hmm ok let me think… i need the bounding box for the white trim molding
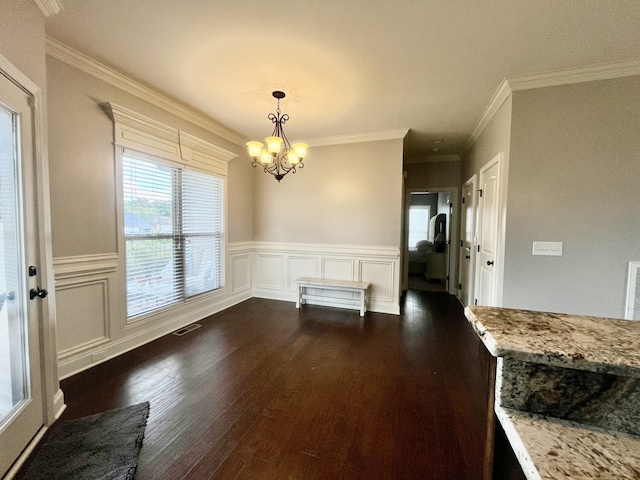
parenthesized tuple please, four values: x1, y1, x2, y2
(102, 102, 237, 175)
(625, 262, 640, 321)
(507, 59, 640, 92)
(55, 245, 254, 379)
(464, 79, 513, 154)
(45, 37, 246, 147)
(34, 0, 63, 17)
(465, 59, 640, 154)
(305, 129, 409, 147)
(252, 242, 401, 315)
(53, 242, 401, 379)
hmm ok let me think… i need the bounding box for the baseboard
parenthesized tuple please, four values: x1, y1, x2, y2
(53, 388, 66, 420)
(4, 426, 49, 479)
(58, 289, 252, 379)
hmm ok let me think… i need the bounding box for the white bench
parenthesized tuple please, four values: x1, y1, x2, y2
(295, 277, 370, 317)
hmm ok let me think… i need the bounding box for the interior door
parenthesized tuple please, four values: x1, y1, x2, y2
(458, 178, 475, 306)
(475, 157, 500, 307)
(0, 71, 45, 478)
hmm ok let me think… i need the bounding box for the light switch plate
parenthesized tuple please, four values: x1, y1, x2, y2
(532, 241, 563, 256)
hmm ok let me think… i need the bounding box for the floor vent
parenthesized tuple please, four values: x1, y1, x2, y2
(172, 323, 202, 336)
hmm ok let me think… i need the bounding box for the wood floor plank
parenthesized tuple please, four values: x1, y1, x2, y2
(18, 291, 489, 479)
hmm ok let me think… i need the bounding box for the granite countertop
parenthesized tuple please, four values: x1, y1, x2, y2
(465, 306, 640, 378)
(496, 408, 640, 480)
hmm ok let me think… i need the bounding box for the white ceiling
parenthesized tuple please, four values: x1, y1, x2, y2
(44, 1, 640, 158)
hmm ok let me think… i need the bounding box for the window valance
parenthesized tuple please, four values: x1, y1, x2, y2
(101, 102, 237, 176)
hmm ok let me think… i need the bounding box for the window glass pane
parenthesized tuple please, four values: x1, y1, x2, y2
(126, 238, 178, 317)
(408, 206, 430, 248)
(122, 154, 225, 318)
(123, 155, 180, 318)
(182, 170, 224, 297)
(123, 157, 173, 236)
(185, 235, 222, 297)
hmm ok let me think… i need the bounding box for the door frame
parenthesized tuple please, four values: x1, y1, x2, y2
(402, 186, 460, 295)
(0, 53, 64, 478)
(457, 175, 477, 307)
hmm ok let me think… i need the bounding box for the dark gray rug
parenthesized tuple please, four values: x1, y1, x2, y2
(21, 402, 150, 480)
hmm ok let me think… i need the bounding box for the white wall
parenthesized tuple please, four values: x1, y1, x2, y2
(503, 76, 640, 318)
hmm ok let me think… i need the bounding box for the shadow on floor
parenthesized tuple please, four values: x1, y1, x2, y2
(408, 274, 446, 292)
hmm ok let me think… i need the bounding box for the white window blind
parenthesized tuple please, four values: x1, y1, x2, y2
(123, 153, 224, 318)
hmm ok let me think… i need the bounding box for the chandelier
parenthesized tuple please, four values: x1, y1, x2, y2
(247, 91, 308, 182)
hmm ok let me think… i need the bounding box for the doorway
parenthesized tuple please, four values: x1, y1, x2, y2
(403, 188, 459, 294)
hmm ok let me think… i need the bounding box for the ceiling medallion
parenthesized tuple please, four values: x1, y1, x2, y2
(246, 91, 308, 182)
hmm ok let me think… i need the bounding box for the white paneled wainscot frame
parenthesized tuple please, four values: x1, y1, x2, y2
(252, 242, 401, 315)
(54, 242, 400, 378)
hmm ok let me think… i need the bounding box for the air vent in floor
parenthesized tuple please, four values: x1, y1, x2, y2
(172, 323, 202, 336)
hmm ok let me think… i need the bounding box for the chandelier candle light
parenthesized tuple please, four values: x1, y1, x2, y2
(247, 91, 308, 182)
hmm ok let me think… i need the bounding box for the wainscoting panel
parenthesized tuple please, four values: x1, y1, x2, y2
(359, 260, 395, 303)
(288, 256, 318, 291)
(55, 280, 110, 357)
(53, 254, 117, 360)
(54, 242, 399, 379)
(231, 254, 251, 294)
(256, 254, 285, 290)
(322, 258, 355, 281)
(253, 242, 400, 314)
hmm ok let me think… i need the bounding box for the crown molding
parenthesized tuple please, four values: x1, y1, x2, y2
(34, 0, 63, 17)
(45, 36, 246, 147)
(463, 79, 512, 154)
(464, 59, 640, 155)
(305, 129, 409, 147)
(507, 59, 640, 92)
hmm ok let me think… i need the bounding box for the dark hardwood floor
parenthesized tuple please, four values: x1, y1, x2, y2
(23, 291, 491, 479)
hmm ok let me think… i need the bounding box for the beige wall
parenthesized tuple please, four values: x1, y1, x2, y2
(46, 56, 252, 258)
(504, 76, 640, 318)
(253, 139, 404, 247)
(0, 1, 46, 88)
(46, 55, 256, 376)
(404, 160, 461, 190)
(462, 96, 512, 183)
(461, 96, 512, 306)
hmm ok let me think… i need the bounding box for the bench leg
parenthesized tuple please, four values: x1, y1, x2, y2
(296, 285, 302, 309)
(360, 290, 366, 317)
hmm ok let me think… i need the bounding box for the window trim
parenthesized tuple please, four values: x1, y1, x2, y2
(104, 103, 237, 324)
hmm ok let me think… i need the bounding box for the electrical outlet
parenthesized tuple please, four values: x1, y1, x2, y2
(532, 241, 563, 256)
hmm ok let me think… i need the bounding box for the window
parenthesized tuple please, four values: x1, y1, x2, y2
(408, 206, 431, 248)
(123, 153, 224, 318)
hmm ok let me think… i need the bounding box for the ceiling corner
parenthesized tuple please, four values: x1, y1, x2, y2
(35, 0, 63, 17)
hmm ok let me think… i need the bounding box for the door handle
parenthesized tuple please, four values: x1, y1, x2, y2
(487, 260, 494, 266)
(29, 287, 48, 300)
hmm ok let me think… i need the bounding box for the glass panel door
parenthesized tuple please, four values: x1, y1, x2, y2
(0, 72, 43, 478)
(0, 101, 27, 424)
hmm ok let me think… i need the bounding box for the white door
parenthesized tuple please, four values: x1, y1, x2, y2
(458, 178, 476, 306)
(475, 157, 500, 306)
(0, 71, 45, 478)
